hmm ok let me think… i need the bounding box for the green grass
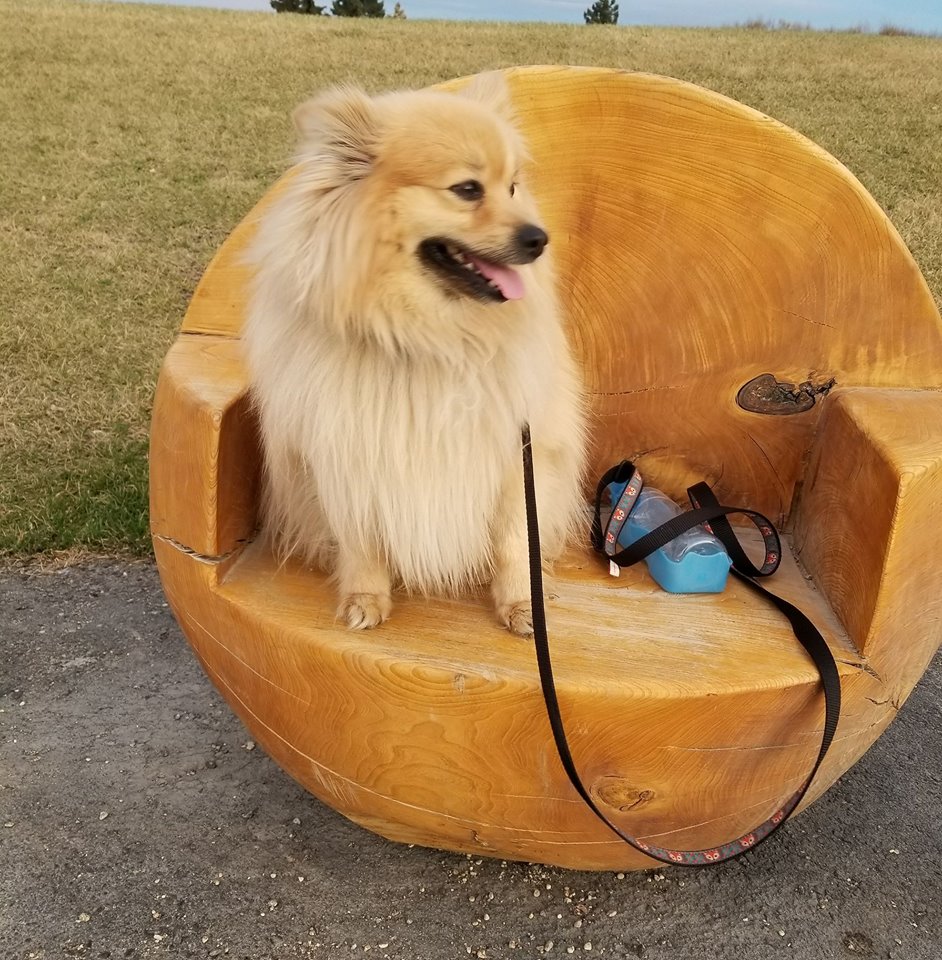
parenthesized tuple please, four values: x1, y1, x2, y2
(1, 0, 941, 558)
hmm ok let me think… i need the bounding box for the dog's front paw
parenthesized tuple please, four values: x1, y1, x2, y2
(339, 593, 391, 630)
(497, 600, 534, 638)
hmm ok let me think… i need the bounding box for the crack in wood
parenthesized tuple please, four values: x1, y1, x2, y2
(782, 310, 836, 329)
(668, 741, 804, 752)
(154, 533, 254, 564)
(592, 385, 680, 397)
(866, 696, 901, 710)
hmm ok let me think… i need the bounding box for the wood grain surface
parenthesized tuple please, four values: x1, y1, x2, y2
(152, 66, 942, 869)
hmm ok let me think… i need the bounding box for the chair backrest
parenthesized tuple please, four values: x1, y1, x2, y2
(492, 66, 942, 523)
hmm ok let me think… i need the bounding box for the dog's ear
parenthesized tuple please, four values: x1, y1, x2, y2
(456, 71, 516, 123)
(293, 86, 379, 180)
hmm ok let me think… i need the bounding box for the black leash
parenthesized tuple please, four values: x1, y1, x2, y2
(522, 425, 841, 866)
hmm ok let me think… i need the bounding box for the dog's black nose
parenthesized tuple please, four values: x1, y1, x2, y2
(515, 224, 549, 261)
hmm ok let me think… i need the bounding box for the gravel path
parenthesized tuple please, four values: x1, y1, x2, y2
(1, 562, 940, 959)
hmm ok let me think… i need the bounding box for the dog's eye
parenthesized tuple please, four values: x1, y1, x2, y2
(510, 183, 516, 198)
(449, 180, 484, 201)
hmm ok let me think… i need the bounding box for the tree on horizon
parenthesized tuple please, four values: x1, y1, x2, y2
(584, 0, 618, 24)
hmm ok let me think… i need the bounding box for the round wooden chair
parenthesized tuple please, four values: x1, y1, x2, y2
(150, 66, 942, 871)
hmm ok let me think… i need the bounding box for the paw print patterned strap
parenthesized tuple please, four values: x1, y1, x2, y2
(590, 459, 643, 556)
(524, 426, 841, 867)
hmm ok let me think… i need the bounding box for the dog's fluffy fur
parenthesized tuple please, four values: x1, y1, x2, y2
(243, 73, 587, 635)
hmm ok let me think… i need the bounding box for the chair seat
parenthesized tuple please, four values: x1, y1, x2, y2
(217, 531, 859, 699)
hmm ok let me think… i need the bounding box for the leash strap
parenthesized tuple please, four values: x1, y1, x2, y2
(523, 426, 841, 866)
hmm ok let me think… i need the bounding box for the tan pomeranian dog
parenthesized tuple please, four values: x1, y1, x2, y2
(243, 73, 587, 636)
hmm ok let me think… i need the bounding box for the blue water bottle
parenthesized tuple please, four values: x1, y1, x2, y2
(609, 482, 731, 594)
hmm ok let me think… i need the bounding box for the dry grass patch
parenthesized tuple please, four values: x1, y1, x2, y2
(1, 0, 940, 556)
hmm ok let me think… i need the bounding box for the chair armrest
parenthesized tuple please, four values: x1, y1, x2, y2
(792, 387, 942, 688)
(149, 335, 259, 560)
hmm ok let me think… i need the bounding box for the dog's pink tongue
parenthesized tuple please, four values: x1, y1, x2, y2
(468, 256, 525, 301)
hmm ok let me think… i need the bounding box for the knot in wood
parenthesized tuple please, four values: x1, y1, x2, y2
(593, 777, 655, 813)
(737, 373, 836, 415)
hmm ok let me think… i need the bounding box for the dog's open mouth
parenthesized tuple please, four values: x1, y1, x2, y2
(419, 239, 525, 303)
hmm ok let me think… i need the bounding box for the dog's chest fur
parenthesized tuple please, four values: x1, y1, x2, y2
(295, 334, 547, 592)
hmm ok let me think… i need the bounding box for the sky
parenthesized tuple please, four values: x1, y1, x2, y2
(118, 0, 942, 31)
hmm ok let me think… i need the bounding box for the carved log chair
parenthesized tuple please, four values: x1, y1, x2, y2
(150, 67, 942, 871)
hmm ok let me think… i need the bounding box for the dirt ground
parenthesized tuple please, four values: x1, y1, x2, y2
(1, 561, 940, 959)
